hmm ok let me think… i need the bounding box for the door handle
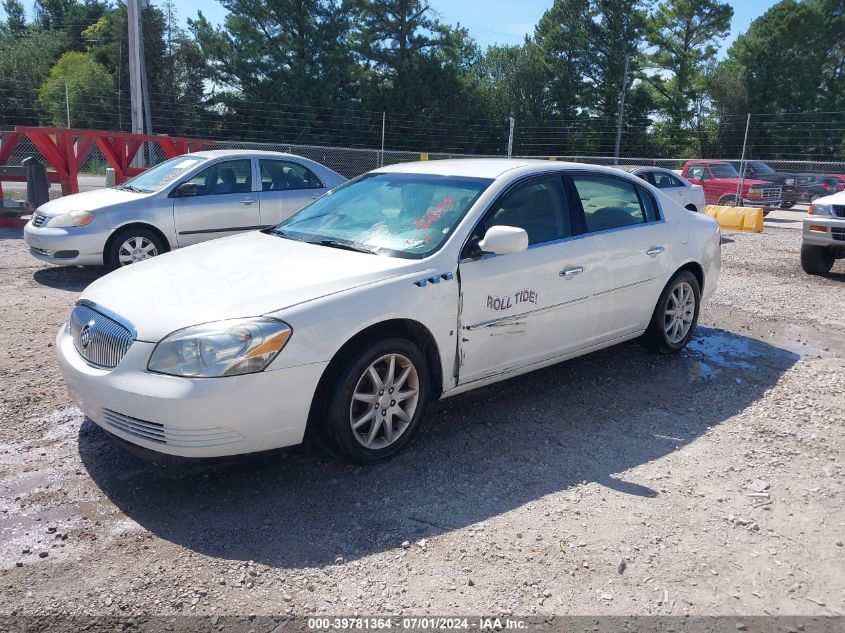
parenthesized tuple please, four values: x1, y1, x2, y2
(559, 265, 584, 278)
(239, 197, 258, 205)
(646, 246, 665, 257)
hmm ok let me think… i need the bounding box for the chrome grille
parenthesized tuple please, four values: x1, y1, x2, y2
(832, 227, 845, 242)
(761, 187, 781, 199)
(31, 210, 47, 227)
(103, 409, 166, 443)
(69, 302, 134, 368)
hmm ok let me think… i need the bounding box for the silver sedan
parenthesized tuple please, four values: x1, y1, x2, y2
(23, 150, 347, 268)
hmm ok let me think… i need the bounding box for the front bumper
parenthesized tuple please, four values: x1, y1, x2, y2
(56, 326, 327, 458)
(742, 198, 781, 210)
(24, 221, 109, 266)
(803, 217, 845, 248)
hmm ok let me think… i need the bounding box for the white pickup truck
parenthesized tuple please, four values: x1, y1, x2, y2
(802, 190, 845, 275)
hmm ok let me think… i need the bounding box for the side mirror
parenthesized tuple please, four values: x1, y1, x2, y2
(174, 182, 198, 197)
(477, 225, 529, 255)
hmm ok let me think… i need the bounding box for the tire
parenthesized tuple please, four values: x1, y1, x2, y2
(641, 270, 701, 354)
(717, 195, 739, 206)
(322, 337, 429, 463)
(800, 243, 835, 276)
(106, 226, 167, 269)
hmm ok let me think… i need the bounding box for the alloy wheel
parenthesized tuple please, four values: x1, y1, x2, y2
(349, 353, 419, 450)
(664, 281, 695, 344)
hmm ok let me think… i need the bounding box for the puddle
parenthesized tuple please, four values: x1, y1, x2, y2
(684, 328, 800, 379)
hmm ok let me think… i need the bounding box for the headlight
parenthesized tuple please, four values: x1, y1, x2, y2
(148, 318, 292, 378)
(46, 211, 95, 228)
(784, 178, 795, 186)
(808, 203, 833, 216)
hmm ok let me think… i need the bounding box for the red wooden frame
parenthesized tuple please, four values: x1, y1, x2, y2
(0, 126, 211, 197)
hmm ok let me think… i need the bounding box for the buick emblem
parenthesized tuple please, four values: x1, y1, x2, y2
(80, 321, 94, 350)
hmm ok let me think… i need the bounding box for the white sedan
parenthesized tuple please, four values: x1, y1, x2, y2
(56, 160, 721, 462)
(24, 150, 346, 268)
(622, 166, 707, 212)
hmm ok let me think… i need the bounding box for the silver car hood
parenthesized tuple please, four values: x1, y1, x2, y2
(37, 188, 155, 216)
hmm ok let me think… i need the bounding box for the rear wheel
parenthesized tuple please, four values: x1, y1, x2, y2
(106, 227, 166, 269)
(641, 271, 701, 354)
(800, 244, 835, 275)
(322, 337, 429, 463)
(684, 204, 698, 213)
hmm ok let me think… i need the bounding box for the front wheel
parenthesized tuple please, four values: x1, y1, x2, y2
(801, 244, 835, 275)
(641, 271, 701, 354)
(106, 227, 166, 269)
(323, 337, 429, 463)
(717, 195, 739, 206)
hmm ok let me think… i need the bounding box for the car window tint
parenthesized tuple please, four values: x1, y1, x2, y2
(687, 166, 707, 180)
(481, 176, 571, 246)
(186, 160, 252, 196)
(572, 175, 649, 233)
(652, 172, 684, 189)
(260, 159, 324, 191)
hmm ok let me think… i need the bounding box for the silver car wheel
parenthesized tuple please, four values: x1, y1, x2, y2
(664, 281, 695, 344)
(349, 353, 419, 450)
(118, 236, 159, 266)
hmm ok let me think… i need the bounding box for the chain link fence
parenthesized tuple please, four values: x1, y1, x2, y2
(2, 131, 844, 204)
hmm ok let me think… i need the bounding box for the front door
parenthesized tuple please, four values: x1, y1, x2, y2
(458, 175, 601, 384)
(257, 158, 328, 225)
(174, 158, 261, 246)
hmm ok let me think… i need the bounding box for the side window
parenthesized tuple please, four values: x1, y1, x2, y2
(635, 171, 653, 185)
(476, 176, 571, 247)
(185, 160, 252, 196)
(687, 165, 707, 181)
(652, 172, 684, 189)
(259, 160, 324, 191)
(572, 175, 653, 233)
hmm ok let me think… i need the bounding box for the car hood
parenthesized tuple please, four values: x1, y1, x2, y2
(709, 177, 774, 188)
(37, 187, 154, 216)
(79, 231, 423, 341)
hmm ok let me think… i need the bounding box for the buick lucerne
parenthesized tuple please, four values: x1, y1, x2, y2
(56, 160, 721, 462)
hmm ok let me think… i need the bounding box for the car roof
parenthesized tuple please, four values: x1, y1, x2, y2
(687, 159, 730, 165)
(187, 149, 305, 159)
(373, 158, 632, 180)
(617, 165, 677, 174)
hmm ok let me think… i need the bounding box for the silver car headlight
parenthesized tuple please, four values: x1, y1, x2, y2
(808, 203, 833, 216)
(148, 318, 292, 378)
(46, 210, 95, 228)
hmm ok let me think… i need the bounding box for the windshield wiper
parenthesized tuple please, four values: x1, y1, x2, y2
(117, 184, 144, 193)
(310, 239, 376, 255)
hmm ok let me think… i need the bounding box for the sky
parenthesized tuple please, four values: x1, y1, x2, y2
(172, 0, 782, 57)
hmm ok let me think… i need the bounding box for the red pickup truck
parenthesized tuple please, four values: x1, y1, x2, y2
(681, 160, 782, 213)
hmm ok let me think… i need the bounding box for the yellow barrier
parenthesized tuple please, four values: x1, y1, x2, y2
(419, 152, 429, 161)
(704, 205, 764, 233)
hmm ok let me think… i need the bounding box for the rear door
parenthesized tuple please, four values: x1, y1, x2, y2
(173, 158, 260, 247)
(458, 175, 601, 384)
(569, 173, 669, 339)
(650, 170, 691, 208)
(257, 159, 328, 226)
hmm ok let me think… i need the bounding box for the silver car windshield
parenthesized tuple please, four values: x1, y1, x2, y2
(273, 173, 492, 259)
(120, 155, 208, 193)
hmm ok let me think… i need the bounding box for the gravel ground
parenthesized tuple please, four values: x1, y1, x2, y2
(1, 209, 843, 619)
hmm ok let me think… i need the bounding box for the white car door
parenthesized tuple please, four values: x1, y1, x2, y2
(257, 159, 328, 226)
(570, 174, 669, 340)
(650, 170, 697, 209)
(173, 158, 260, 247)
(458, 175, 602, 385)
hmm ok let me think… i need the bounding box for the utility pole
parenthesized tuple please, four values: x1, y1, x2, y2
(380, 112, 386, 168)
(127, 0, 152, 165)
(614, 55, 631, 165)
(507, 116, 515, 158)
(64, 82, 71, 128)
(735, 113, 751, 204)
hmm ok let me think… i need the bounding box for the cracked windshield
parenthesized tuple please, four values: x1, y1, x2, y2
(275, 173, 492, 258)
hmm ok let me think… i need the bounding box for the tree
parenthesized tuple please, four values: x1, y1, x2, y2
(645, 0, 732, 155)
(1, 0, 27, 36)
(37, 51, 116, 128)
(710, 0, 844, 158)
(0, 29, 67, 126)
